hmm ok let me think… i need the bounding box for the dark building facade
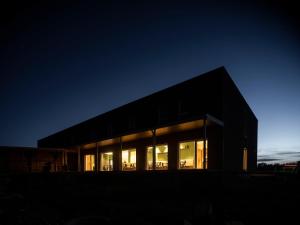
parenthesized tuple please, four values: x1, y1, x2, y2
(38, 67, 257, 172)
(0, 146, 74, 173)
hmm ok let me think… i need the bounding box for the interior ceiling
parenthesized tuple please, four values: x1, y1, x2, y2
(82, 119, 211, 150)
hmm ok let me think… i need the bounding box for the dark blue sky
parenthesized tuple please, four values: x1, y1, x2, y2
(1, 0, 300, 163)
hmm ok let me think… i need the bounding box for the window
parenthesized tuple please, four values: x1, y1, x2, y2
(179, 140, 208, 169)
(100, 152, 113, 171)
(122, 149, 136, 171)
(179, 141, 195, 169)
(146, 145, 168, 170)
(146, 147, 153, 170)
(196, 140, 208, 169)
(243, 148, 248, 171)
(84, 154, 95, 171)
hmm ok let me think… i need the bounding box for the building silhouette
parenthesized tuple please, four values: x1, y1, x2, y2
(0, 67, 257, 173)
(36, 66, 257, 172)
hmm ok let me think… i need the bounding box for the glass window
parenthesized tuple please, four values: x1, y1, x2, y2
(156, 145, 168, 169)
(196, 140, 208, 169)
(122, 149, 136, 171)
(146, 145, 168, 170)
(100, 152, 113, 171)
(84, 154, 95, 171)
(243, 148, 247, 171)
(146, 147, 153, 170)
(179, 140, 208, 169)
(179, 141, 195, 169)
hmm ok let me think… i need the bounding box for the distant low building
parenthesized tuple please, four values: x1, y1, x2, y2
(35, 66, 257, 172)
(0, 146, 73, 173)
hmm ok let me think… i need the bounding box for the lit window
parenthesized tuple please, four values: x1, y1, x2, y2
(146, 145, 168, 170)
(196, 140, 208, 169)
(243, 148, 248, 171)
(179, 141, 195, 169)
(179, 140, 208, 169)
(122, 149, 136, 171)
(100, 152, 113, 171)
(84, 154, 95, 171)
(146, 147, 153, 170)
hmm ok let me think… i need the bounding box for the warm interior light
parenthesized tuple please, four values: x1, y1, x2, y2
(84, 154, 95, 171)
(243, 148, 248, 171)
(146, 145, 168, 170)
(122, 149, 136, 171)
(179, 140, 208, 169)
(122, 150, 129, 162)
(197, 140, 208, 169)
(155, 145, 168, 170)
(130, 150, 136, 163)
(179, 141, 195, 169)
(101, 152, 113, 171)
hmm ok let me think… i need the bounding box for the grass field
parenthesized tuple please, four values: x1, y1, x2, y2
(0, 171, 299, 225)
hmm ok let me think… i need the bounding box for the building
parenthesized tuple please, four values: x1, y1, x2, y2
(0, 146, 73, 173)
(37, 67, 257, 172)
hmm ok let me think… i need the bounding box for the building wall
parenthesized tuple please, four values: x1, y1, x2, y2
(37, 68, 224, 149)
(79, 127, 222, 172)
(222, 73, 258, 171)
(37, 67, 257, 172)
(0, 147, 65, 173)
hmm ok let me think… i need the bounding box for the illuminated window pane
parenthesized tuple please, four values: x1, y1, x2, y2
(196, 140, 208, 169)
(155, 145, 168, 170)
(243, 148, 247, 171)
(179, 140, 208, 169)
(84, 154, 95, 171)
(146, 147, 153, 170)
(122, 149, 136, 171)
(100, 152, 113, 171)
(179, 141, 195, 169)
(146, 145, 168, 170)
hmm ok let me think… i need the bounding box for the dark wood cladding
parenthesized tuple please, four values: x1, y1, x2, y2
(37, 66, 257, 171)
(38, 67, 224, 148)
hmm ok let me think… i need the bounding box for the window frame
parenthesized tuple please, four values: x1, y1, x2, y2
(178, 139, 208, 169)
(145, 143, 169, 170)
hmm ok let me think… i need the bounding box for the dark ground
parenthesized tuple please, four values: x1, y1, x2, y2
(0, 171, 299, 225)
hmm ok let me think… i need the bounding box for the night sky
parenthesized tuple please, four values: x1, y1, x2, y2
(1, 0, 300, 163)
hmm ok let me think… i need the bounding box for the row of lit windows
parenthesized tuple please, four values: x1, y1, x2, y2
(84, 140, 208, 172)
